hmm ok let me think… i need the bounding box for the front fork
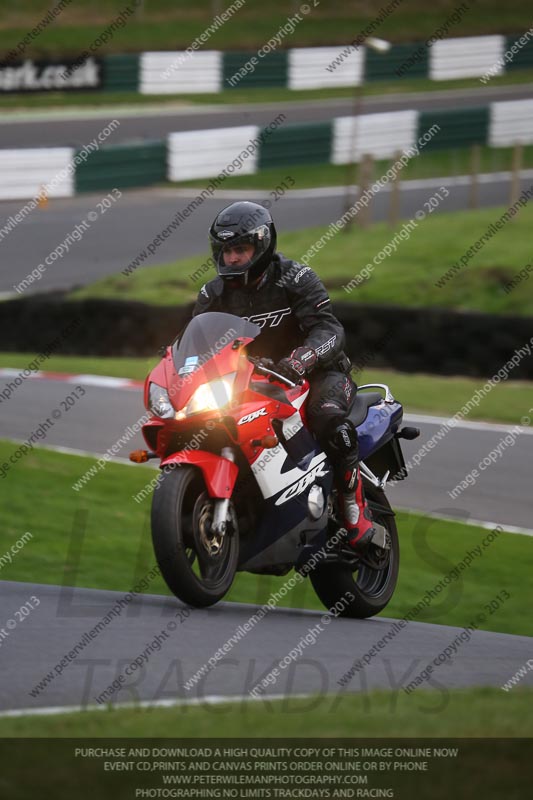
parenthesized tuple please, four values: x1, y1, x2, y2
(211, 446, 235, 538)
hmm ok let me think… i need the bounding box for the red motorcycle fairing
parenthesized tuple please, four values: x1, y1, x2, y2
(159, 450, 239, 499)
(230, 380, 304, 463)
(143, 335, 252, 416)
(144, 376, 306, 501)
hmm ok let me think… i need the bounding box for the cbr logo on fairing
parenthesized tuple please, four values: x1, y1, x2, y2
(243, 308, 291, 328)
(275, 461, 328, 506)
(238, 408, 267, 425)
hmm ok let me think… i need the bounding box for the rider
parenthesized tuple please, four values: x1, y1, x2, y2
(192, 201, 375, 552)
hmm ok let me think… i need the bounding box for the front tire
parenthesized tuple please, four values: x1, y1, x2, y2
(151, 466, 239, 607)
(309, 484, 399, 619)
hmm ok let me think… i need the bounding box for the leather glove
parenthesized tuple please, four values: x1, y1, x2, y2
(275, 347, 317, 383)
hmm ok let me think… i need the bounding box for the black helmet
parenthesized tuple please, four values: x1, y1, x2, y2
(209, 201, 277, 285)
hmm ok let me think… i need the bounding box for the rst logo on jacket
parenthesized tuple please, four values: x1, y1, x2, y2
(294, 266, 311, 283)
(238, 408, 268, 425)
(315, 334, 337, 356)
(243, 308, 291, 328)
(275, 460, 328, 506)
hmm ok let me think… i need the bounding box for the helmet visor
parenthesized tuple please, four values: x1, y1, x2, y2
(211, 224, 272, 278)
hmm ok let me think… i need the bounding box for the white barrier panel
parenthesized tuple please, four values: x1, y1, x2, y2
(430, 36, 505, 80)
(490, 99, 533, 147)
(140, 51, 222, 94)
(0, 148, 74, 200)
(332, 110, 418, 164)
(168, 125, 259, 181)
(289, 46, 364, 89)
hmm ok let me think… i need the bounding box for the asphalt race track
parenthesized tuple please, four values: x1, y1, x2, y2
(2, 173, 533, 296)
(1, 579, 533, 713)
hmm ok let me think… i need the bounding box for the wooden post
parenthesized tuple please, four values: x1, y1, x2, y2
(509, 142, 523, 208)
(388, 149, 402, 227)
(469, 143, 480, 209)
(344, 157, 358, 226)
(357, 153, 374, 228)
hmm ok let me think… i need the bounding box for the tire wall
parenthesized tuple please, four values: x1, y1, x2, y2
(0, 297, 531, 379)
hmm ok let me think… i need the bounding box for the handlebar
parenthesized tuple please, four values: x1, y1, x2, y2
(248, 358, 298, 389)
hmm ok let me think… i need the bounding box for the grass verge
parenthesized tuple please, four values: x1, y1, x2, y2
(0, 440, 531, 638)
(0, 353, 158, 381)
(67, 206, 533, 316)
(0, 688, 531, 738)
(177, 143, 533, 191)
(0, 0, 530, 60)
(0, 355, 531, 424)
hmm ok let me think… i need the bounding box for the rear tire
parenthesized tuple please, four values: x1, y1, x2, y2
(309, 484, 399, 619)
(151, 466, 238, 607)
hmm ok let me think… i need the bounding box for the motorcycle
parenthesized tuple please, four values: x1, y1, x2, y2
(130, 311, 419, 618)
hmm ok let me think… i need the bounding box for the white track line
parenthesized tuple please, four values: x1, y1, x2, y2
(0, 368, 143, 390)
(0, 440, 151, 469)
(404, 412, 533, 436)
(396, 508, 533, 538)
(0, 692, 312, 719)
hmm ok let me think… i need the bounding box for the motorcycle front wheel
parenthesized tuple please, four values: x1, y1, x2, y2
(151, 465, 239, 607)
(309, 483, 399, 619)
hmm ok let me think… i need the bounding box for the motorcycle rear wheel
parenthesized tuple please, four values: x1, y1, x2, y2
(151, 465, 239, 607)
(309, 484, 399, 619)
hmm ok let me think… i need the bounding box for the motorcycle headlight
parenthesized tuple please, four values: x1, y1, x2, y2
(185, 377, 234, 415)
(148, 383, 174, 419)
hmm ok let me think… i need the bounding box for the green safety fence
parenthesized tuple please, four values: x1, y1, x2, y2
(102, 54, 140, 92)
(365, 42, 429, 82)
(259, 121, 332, 169)
(505, 34, 533, 70)
(75, 140, 166, 193)
(223, 51, 288, 89)
(417, 107, 490, 151)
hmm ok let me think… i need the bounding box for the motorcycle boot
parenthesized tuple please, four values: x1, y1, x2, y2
(331, 421, 376, 552)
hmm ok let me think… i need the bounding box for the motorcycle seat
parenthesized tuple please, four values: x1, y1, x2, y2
(347, 391, 383, 426)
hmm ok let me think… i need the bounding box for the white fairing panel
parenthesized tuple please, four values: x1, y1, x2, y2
(251, 389, 329, 503)
(252, 440, 328, 502)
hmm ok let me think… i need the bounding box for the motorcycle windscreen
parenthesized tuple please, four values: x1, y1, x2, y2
(172, 312, 260, 380)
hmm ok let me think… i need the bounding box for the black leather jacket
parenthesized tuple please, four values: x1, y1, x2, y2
(192, 253, 350, 370)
